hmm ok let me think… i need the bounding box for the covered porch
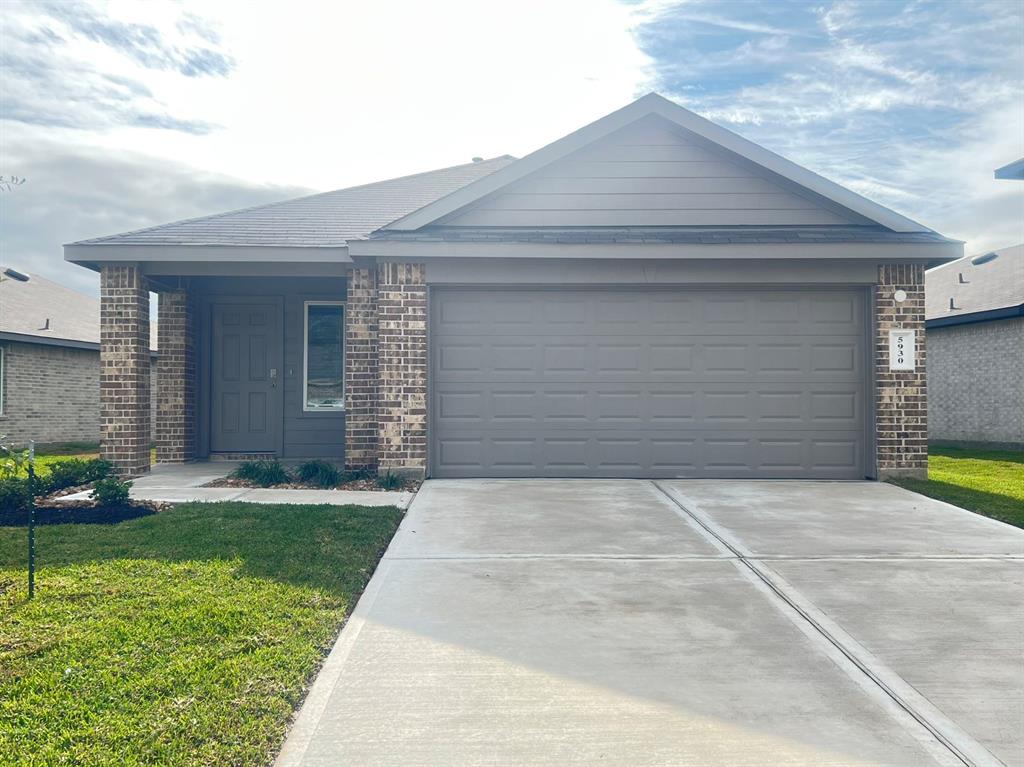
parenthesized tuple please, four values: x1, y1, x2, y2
(75, 257, 426, 478)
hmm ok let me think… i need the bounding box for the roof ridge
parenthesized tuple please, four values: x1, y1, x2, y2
(68, 155, 516, 246)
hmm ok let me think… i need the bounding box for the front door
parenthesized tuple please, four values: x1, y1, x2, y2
(211, 302, 283, 453)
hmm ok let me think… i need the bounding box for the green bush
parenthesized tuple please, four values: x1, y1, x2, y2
(294, 460, 341, 488)
(230, 460, 290, 487)
(91, 478, 132, 507)
(340, 467, 372, 483)
(44, 457, 112, 494)
(378, 471, 404, 491)
(0, 477, 32, 512)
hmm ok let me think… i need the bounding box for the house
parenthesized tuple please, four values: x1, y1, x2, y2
(925, 245, 1024, 448)
(0, 267, 156, 446)
(64, 93, 961, 480)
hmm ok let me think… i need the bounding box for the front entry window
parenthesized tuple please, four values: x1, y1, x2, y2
(304, 302, 345, 411)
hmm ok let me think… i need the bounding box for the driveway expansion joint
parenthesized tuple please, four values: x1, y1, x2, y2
(651, 480, 1003, 767)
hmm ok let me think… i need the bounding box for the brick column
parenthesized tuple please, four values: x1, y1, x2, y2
(155, 288, 196, 463)
(875, 264, 927, 479)
(377, 262, 427, 478)
(345, 266, 379, 472)
(100, 264, 151, 476)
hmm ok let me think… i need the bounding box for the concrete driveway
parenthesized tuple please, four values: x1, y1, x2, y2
(277, 480, 1024, 767)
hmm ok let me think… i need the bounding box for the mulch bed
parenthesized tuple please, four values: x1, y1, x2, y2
(0, 501, 165, 527)
(204, 476, 421, 492)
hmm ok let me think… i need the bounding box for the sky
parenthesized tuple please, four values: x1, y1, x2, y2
(1, 0, 1022, 295)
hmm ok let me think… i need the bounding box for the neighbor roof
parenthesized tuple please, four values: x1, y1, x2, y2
(925, 244, 1024, 327)
(0, 268, 158, 349)
(68, 157, 516, 249)
(994, 159, 1024, 180)
(0, 267, 100, 346)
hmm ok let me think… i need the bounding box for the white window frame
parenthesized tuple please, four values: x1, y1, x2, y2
(302, 301, 346, 412)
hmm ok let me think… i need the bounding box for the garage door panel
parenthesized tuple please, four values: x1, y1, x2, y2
(432, 290, 861, 338)
(435, 382, 862, 431)
(431, 288, 866, 478)
(433, 430, 865, 478)
(433, 336, 864, 382)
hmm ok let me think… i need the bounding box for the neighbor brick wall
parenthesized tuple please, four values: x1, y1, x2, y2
(0, 341, 159, 448)
(875, 264, 928, 479)
(100, 264, 151, 476)
(0, 342, 100, 445)
(376, 262, 427, 477)
(927, 317, 1023, 448)
(155, 288, 196, 462)
(345, 266, 379, 471)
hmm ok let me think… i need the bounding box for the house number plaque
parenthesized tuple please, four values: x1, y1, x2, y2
(888, 329, 916, 371)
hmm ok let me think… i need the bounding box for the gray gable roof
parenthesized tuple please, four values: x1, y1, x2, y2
(0, 267, 159, 349)
(69, 156, 516, 248)
(926, 244, 1024, 324)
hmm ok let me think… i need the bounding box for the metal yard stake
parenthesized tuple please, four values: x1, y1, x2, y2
(27, 440, 35, 599)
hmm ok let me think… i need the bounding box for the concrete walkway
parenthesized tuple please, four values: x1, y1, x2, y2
(56, 462, 414, 509)
(276, 480, 1024, 767)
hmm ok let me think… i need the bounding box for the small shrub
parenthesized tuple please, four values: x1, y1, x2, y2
(91, 478, 132, 507)
(294, 460, 341, 488)
(0, 477, 32, 512)
(230, 460, 290, 487)
(340, 467, 372, 483)
(378, 471, 404, 491)
(42, 457, 111, 494)
(0, 437, 29, 481)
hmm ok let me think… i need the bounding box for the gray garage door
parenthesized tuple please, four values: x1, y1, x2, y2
(430, 288, 868, 479)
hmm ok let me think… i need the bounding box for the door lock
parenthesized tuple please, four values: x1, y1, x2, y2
(270, 368, 277, 387)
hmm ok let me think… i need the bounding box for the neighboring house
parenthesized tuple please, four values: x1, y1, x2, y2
(0, 267, 157, 446)
(925, 245, 1024, 448)
(64, 93, 962, 480)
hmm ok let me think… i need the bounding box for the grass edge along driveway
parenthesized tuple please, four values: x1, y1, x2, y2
(0, 501, 402, 767)
(891, 446, 1024, 530)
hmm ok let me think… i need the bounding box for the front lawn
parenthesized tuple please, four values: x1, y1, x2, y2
(0, 501, 402, 766)
(892, 446, 1024, 529)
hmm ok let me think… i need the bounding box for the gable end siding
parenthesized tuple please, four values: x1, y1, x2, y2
(443, 118, 864, 228)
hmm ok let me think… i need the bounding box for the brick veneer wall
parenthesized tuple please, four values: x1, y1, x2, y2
(376, 262, 427, 477)
(345, 266, 379, 471)
(875, 264, 928, 479)
(1, 341, 158, 447)
(0, 342, 100, 444)
(927, 317, 1024, 448)
(155, 289, 196, 462)
(100, 264, 151, 476)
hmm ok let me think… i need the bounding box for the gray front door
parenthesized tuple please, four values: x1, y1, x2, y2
(211, 302, 282, 453)
(430, 287, 867, 479)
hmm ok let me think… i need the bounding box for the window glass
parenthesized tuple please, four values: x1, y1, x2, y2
(305, 304, 344, 410)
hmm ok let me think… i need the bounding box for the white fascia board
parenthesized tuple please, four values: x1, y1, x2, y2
(348, 238, 963, 262)
(64, 244, 352, 268)
(384, 93, 932, 234)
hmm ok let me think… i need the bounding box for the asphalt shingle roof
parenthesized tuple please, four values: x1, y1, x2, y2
(926, 244, 1024, 321)
(70, 156, 517, 248)
(0, 267, 159, 348)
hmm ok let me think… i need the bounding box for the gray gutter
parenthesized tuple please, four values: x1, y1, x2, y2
(0, 331, 160, 356)
(926, 304, 1024, 329)
(64, 243, 352, 270)
(348, 239, 963, 262)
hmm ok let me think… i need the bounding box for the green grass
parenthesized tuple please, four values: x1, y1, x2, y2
(7, 446, 156, 478)
(0, 501, 402, 766)
(892, 446, 1024, 529)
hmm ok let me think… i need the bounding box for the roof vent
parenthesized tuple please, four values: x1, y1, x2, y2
(949, 298, 960, 311)
(39, 318, 50, 331)
(958, 272, 969, 284)
(471, 157, 483, 163)
(970, 252, 999, 266)
(2, 267, 29, 282)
